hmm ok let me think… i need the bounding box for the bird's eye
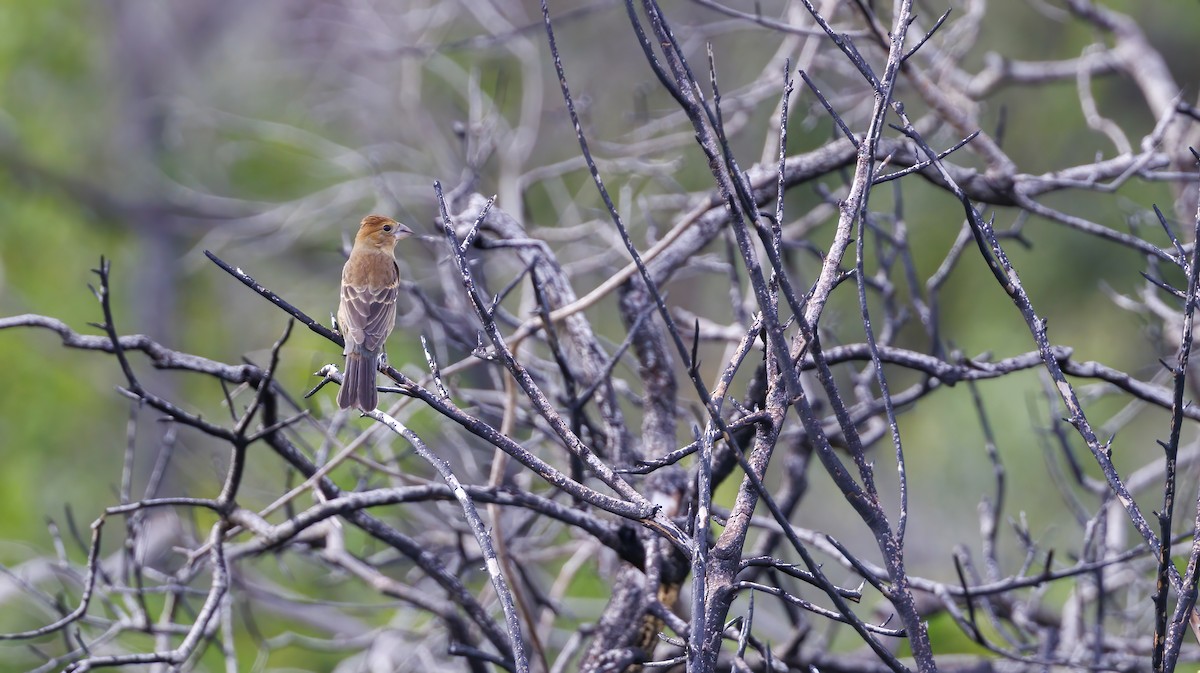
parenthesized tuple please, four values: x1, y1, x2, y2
(383, 224, 392, 232)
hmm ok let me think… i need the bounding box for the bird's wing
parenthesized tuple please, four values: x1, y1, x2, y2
(339, 262, 399, 354)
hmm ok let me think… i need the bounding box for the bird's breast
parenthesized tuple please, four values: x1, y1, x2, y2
(342, 250, 399, 287)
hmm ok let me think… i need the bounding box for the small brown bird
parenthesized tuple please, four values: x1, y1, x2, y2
(336, 214, 413, 410)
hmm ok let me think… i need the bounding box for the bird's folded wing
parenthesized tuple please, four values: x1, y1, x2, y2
(339, 280, 399, 353)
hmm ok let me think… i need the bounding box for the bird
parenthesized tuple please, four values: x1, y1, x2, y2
(336, 214, 413, 411)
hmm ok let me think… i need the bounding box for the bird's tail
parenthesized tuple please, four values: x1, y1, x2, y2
(338, 352, 378, 411)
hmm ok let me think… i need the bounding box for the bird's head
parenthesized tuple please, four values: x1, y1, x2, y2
(356, 215, 413, 250)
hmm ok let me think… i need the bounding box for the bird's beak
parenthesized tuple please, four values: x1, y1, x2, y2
(393, 222, 414, 240)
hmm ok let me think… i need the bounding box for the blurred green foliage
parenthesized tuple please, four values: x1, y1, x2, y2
(0, 0, 123, 542)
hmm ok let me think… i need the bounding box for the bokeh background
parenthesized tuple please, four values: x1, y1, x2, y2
(2, 0, 1199, 669)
